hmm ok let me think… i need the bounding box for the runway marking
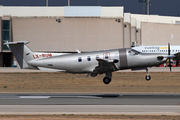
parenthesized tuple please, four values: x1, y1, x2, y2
(19, 96, 50, 99)
(0, 96, 102, 99)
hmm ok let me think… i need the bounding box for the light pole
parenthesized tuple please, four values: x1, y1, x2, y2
(138, 0, 150, 15)
(46, 0, 48, 6)
(68, 0, 70, 6)
(138, 0, 146, 14)
(147, 0, 150, 15)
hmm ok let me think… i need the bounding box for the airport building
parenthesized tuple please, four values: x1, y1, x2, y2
(0, 6, 180, 67)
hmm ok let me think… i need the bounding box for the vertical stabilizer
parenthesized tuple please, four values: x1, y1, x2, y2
(4, 41, 36, 69)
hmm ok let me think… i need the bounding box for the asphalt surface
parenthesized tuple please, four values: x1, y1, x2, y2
(0, 93, 180, 105)
(1, 105, 180, 115)
(1, 93, 180, 115)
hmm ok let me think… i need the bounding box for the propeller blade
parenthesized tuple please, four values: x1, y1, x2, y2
(169, 58, 171, 72)
(168, 43, 171, 72)
(168, 43, 170, 55)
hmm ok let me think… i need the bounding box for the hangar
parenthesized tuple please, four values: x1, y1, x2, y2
(0, 6, 180, 67)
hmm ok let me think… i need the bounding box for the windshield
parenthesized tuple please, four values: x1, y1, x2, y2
(128, 49, 140, 56)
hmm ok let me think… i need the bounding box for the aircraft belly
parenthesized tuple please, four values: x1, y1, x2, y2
(65, 61, 98, 73)
(28, 57, 67, 70)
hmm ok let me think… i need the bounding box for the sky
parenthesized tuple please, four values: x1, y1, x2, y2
(0, 0, 179, 17)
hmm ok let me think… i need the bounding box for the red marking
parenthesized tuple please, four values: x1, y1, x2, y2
(48, 53, 52, 57)
(42, 54, 45, 57)
(33, 53, 53, 59)
(35, 54, 39, 58)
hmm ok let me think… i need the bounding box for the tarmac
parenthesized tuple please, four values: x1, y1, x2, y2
(1, 93, 180, 115)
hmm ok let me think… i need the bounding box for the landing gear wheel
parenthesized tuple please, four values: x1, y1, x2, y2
(145, 75, 151, 81)
(103, 77, 111, 84)
(90, 73, 97, 77)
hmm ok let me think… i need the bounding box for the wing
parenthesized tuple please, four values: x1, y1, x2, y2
(91, 58, 119, 75)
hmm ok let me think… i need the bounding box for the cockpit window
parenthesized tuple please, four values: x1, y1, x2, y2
(128, 50, 139, 56)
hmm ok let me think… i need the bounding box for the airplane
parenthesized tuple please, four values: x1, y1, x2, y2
(4, 41, 180, 84)
(132, 45, 180, 67)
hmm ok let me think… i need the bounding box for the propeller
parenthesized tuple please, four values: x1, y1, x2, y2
(168, 43, 172, 72)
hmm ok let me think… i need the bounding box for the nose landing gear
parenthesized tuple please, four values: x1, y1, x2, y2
(145, 68, 151, 81)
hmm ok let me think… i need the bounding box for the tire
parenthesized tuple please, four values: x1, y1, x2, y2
(145, 75, 151, 81)
(90, 73, 97, 77)
(103, 77, 111, 84)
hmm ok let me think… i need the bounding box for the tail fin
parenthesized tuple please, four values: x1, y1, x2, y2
(4, 41, 36, 69)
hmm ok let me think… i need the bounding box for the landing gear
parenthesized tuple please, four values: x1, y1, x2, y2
(145, 68, 151, 81)
(103, 71, 112, 84)
(90, 73, 97, 77)
(103, 77, 111, 84)
(145, 75, 151, 81)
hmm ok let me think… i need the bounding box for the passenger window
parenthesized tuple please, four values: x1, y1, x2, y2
(87, 56, 91, 61)
(105, 55, 108, 59)
(78, 57, 82, 62)
(96, 55, 99, 59)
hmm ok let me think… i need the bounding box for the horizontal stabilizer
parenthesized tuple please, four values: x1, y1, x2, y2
(4, 41, 29, 45)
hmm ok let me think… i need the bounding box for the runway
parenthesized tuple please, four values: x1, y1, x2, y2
(0, 93, 180, 115)
(1, 93, 180, 105)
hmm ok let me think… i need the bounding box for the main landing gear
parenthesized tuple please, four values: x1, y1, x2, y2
(103, 77, 111, 84)
(103, 71, 112, 84)
(145, 68, 151, 81)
